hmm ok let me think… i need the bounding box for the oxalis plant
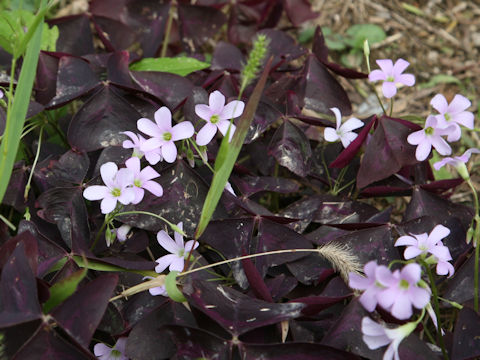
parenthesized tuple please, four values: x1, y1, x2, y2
(0, 1, 479, 359)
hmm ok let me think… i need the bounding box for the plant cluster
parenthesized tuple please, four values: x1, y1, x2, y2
(0, 1, 479, 359)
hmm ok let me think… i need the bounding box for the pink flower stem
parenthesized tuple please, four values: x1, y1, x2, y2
(422, 260, 449, 360)
(466, 179, 480, 312)
(389, 97, 394, 117)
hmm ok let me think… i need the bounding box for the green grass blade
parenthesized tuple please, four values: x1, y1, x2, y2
(42, 267, 87, 313)
(195, 58, 273, 239)
(0, 1, 46, 203)
(129, 57, 210, 77)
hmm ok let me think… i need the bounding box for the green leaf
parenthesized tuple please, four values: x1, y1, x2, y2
(298, 27, 316, 44)
(321, 26, 347, 51)
(195, 58, 273, 239)
(345, 24, 386, 49)
(418, 74, 461, 89)
(42, 267, 87, 313)
(165, 271, 187, 302)
(0, 11, 23, 54)
(129, 57, 210, 77)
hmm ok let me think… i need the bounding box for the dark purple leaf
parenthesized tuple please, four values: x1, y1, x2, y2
(131, 71, 194, 110)
(420, 178, 464, 194)
(167, 325, 232, 360)
(119, 160, 227, 235)
(290, 293, 351, 317)
(52, 274, 118, 348)
(312, 26, 367, 79)
(182, 278, 305, 336)
(299, 54, 352, 115)
(330, 115, 377, 168)
(183, 86, 209, 126)
(36, 187, 91, 252)
(356, 116, 419, 188)
(444, 253, 478, 305)
(91, 15, 135, 51)
(122, 291, 169, 327)
(283, 0, 318, 26)
(266, 274, 298, 302)
(233, 175, 299, 197)
(46, 56, 100, 109)
(2, 161, 27, 212)
(178, 4, 227, 52)
(67, 86, 140, 152)
(259, 29, 307, 69)
(452, 307, 480, 360)
(13, 325, 95, 360)
(48, 15, 95, 56)
(239, 342, 361, 360)
(0, 243, 42, 327)
(244, 100, 282, 144)
(268, 119, 312, 177)
(34, 150, 89, 189)
(35, 51, 60, 104)
(286, 254, 335, 285)
(92, 255, 155, 271)
(211, 41, 245, 72)
(0, 231, 38, 275)
(107, 51, 141, 91)
(242, 256, 273, 302)
(200, 218, 255, 289)
(126, 301, 197, 360)
(322, 299, 437, 359)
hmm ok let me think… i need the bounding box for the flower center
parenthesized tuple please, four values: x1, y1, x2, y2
(424, 126, 434, 136)
(386, 76, 395, 82)
(444, 113, 451, 122)
(111, 349, 122, 358)
(111, 188, 121, 197)
(210, 114, 220, 124)
(163, 132, 172, 141)
(134, 179, 142, 187)
(178, 249, 185, 257)
(399, 279, 410, 289)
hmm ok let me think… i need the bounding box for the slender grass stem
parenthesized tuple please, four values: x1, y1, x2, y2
(24, 126, 44, 200)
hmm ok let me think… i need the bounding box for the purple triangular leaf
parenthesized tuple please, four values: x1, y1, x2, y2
(452, 307, 480, 360)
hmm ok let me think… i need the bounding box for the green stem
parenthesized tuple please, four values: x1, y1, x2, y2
(90, 212, 115, 251)
(160, 0, 175, 58)
(115, 210, 186, 236)
(424, 263, 449, 360)
(368, 82, 387, 115)
(24, 126, 43, 200)
(389, 97, 394, 117)
(0, 214, 16, 231)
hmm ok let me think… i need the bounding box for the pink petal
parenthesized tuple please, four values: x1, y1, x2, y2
(452, 111, 474, 129)
(140, 166, 160, 181)
(83, 185, 109, 201)
(195, 104, 214, 121)
(137, 118, 162, 138)
(341, 117, 364, 132)
(169, 257, 185, 272)
(100, 162, 118, 188)
(209, 90, 226, 113)
(161, 142, 178, 163)
(131, 187, 145, 204)
(117, 187, 135, 205)
(359, 289, 379, 312)
(196, 123, 218, 146)
(171, 121, 194, 141)
(433, 158, 451, 170)
(145, 151, 162, 165)
(443, 123, 461, 142)
(377, 288, 397, 310)
(403, 246, 423, 260)
(340, 131, 357, 148)
(392, 58, 410, 76)
(394, 235, 417, 247)
(448, 94, 471, 114)
(217, 120, 236, 141)
(324, 127, 339, 142)
(94, 343, 111, 356)
(155, 254, 178, 273)
(154, 107, 172, 130)
(174, 222, 184, 247)
(368, 69, 387, 82)
(390, 294, 412, 320)
(428, 225, 450, 244)
(149, 285, 167, 296)
(384, 341, 400, 360)
(430, 94, 448, 113)
(362, 317, 386, 337)
(415, 140, 432, 161)
(376, 59, 393, 75)
(382, 81, 397, 98)
(219, 100, 245, 120)
(429, 245, 452, 262)
(157, 230, 181, 254)
(184, 239, 199, 252)
(142, 181, 163, 197)
(408, 286, 430, 309)
(114, 338, 127, 353)
(396, 73, 415, 86)
(406, 130, 425, 145)
(330, 107, 342, 129)
(430, 136, 451, 156)
(401, 263, 421, 283)
(101, 196, 118, 214)
(140, 137, 163, 152)
(116, 224, 131, 242)
(116, 168, 134, 188)
(436, 261, 454, 277)
(125, 156, 141, 175)
(348, 272, 372, 290)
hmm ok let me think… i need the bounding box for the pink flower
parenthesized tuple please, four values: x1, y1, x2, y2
(368, 59, 415, 98)
(349, 261, 388, 312)
(430, 94, 474, 142)
(94, 337, 128, 360)
(376, 263, 430, 320)
(124, 157, 163, 204)
(138, 107, 194, 163)
(434, 148, 480, 171)
(122, 131, 163, 165)
(195, 90, 245, 146)
(407, 115, 455, 161)
(83, 162, 135, 214)
(395, 225, 454, 277)
(149, 284, 168, 297)
(0, 90, 3, 99)
(155, 222, 199, 273)
(362, 317, 416, 360)
(324, 107, 364, 148)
